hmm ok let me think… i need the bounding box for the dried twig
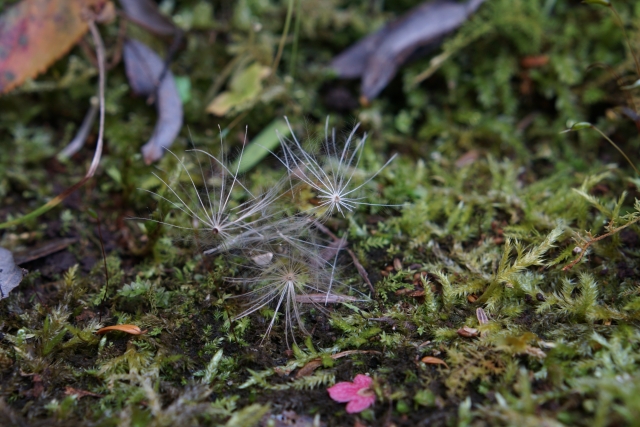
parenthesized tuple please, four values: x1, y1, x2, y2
(563, 216, 640, 271)
(312, 219, 376, 296)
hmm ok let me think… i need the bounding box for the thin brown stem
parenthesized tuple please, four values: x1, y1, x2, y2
(590, 125, 639, 175)
(311, 219, 376, 296)
(563, 215, 640, 270)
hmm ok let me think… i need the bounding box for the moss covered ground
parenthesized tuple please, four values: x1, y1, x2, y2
(2, 0, 640, 426)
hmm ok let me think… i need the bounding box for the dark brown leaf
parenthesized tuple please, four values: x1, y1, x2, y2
(123, 39, 183, 163)
(13, 238, 77, 265)
(331, 0, 485, 101)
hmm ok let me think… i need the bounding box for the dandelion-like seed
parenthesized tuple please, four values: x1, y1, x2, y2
(136, 118, 390, 346)
(276, 117, 397, 217)
(229, 250, 331, 345)
(138, 130, 283, 254)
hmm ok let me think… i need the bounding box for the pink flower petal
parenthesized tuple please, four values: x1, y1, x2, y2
(346, 395, 376, 413)
(328, 374, 376, 413)
(352, 374, 372, 388)
(327, 382, 361, 402)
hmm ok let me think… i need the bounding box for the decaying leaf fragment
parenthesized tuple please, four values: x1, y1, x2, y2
(64, 386, 103, 399)
(0, 247, 28, 299)
(476, 307, 489, 325)
(0, 0, 110, 94)
(497, 332, 546, 358)
(296, 350, 381, 378)
(123, 38, 183, 163)
(331, 0, 485, 101)
(421, 356, 449, 368)
(95, 324, 145, 335)
(206, 62, 271, 116)
(457, 326, 479, 338)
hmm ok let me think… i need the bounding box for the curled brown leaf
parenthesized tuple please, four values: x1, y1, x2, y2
(421, 356, 449, 368)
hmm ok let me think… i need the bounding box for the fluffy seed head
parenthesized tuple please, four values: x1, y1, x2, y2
(275, 116, 397, 217)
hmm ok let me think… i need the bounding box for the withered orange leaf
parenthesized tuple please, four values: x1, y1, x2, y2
(95, 324, 145, 335)
(421, 356, 449, 368)
(0, 0, 108, 94)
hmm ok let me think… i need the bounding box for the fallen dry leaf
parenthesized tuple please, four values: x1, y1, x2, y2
(520, 55, 549, 68)
(331, 0, 485, 101)
(13, 237, 77, 265)
(123, 38, 183, 163)
(476, 307, 489, 325)
(0, 0, 110, 93)
(455, 149, 480, 168)
(524, 346, 546, 359)
(95, 324, 145, 335)
(457, 326, 479, 338)
(296, 358, 323, 378)
(65, 386, 103, 399)
(0, 247, 28, 299)
(421, 356, 449, 368)
(296, 350, 381, 378)
(205, 62, 270, 116)
(20, 371, 44, 398)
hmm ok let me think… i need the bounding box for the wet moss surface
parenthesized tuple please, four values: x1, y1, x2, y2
(3, 0, 640, 426)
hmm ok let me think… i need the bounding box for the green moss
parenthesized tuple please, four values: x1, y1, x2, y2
(3, 0, 640, 425)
